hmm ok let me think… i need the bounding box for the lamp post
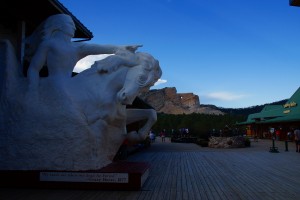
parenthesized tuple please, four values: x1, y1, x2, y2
(269, 128, 279, 153)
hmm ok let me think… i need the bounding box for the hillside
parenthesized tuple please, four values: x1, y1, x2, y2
(216, 99, 287, 115)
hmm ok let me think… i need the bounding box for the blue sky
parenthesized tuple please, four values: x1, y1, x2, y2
(61, 0, 300, 108)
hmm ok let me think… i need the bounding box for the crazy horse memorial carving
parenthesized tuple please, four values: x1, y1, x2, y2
(0, 14, 162, 171)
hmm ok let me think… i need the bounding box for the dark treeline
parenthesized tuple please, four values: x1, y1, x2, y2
(151, 113, 247, 139)
(202, 99, 288, 116)
(151, 99, 288, 139)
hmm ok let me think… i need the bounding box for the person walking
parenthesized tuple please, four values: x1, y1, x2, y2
(161, 129, 166, 142)
(149, 130, 155, 143)
(294, 127, 300, 152)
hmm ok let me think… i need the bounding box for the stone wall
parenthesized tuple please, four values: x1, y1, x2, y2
(208, 136, 248, 148)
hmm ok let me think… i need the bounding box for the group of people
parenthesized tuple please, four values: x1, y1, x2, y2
(273, 127, 300, 152)
(149, 128, 192, 143)
(148, 129, 169, 143)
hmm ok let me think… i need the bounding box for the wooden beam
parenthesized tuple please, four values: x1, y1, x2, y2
(290, 0, 300, 7)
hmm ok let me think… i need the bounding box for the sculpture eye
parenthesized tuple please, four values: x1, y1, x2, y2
(98, 69, 108, 74)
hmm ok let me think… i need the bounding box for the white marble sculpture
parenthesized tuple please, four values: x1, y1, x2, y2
(0, 14, 162, 170)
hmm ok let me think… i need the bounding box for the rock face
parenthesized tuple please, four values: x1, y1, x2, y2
(139, 87, 224, 115)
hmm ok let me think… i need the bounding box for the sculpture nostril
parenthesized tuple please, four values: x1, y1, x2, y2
(117, 91, 127, 104)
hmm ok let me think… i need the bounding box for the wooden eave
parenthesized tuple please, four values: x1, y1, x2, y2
(0, 0, 93, 40)
(290, 0, 300, 7)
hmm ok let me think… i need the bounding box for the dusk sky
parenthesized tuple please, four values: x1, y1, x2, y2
(60, 0, 300, 108)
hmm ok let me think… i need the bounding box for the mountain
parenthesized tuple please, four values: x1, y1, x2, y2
(139, 87, 224, 115)
(139, 87, 288, 116)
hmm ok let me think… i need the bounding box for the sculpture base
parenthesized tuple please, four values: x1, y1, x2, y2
(0, 162, 150, 190)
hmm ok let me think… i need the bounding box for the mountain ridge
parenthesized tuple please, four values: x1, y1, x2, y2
(140, 87, 288, 116)
(202, 98, 288, 116)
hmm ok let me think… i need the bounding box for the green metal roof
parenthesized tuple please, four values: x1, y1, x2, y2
(260, 114, 300, 123)
(238, 87, 300, 125)
(252, 105, 283, 119)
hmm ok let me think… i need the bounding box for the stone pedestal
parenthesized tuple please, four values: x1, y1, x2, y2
(0, 162, 150, 190)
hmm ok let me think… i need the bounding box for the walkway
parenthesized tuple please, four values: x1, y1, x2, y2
(1, 138, 300, 200)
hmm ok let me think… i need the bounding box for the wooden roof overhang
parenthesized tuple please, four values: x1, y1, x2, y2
(290, 0, 300, 7)
(0, 0, 93, 40)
